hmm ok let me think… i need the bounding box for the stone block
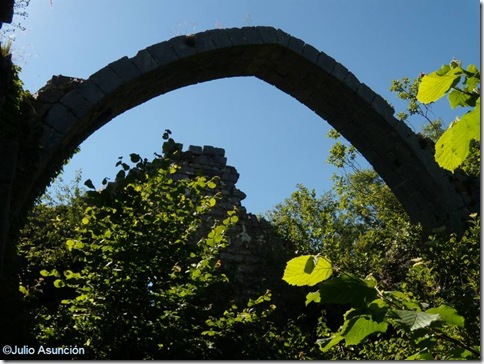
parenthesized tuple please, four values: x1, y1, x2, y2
(227, 27, 250, 46)
(194, 154, 210, 165)
(356, 82, 376, 105)
(77, 80, 106, 105)
(316, 51, 336, 74)
(44, 103, 78, 134)
(168, 35, 198, 59)
(59, 89, 93, 118)
(242, 26, 263, 45)
(203, 145, 225, 157)
(213, 156, 227, 165)
(257, 26, 278, 44)
(188, 145, 203, 154)
(287, 36, 305, 54)
(132, 48, 158, 73)
(108, 56, 142, 82)
(185, 31, 217, 54)
(275, 29, 291, 47)
(343, 71, 360, 93)
(331, 62, 348, 82)
(301, 44, 320, 64)
(89, 66, 123, 94)
(207, 28, 232, 49)
(38, 125, 63, 151)
(371, 94, 395, 121)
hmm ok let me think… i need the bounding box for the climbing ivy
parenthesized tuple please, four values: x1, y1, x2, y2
(0, 49, 32, 140)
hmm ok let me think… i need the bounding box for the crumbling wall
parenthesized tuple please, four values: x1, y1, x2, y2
(169, 144, 295, 300)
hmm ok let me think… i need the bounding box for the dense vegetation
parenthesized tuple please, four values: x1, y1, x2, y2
(4, 54, 481, 359)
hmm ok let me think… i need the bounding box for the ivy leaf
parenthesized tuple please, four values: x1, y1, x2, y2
(426, 305, 464, 328)
(435, 99, 480, 172)
(342, 314, 388, 345)
(282, 255, 332, 286)
(417, 68, 463, 104)
(390, 310, 440, 331)
(318, 275, 377, 308)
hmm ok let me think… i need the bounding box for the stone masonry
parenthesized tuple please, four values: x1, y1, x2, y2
(168, 143, 293, 299)
(0, 26, 478, 272)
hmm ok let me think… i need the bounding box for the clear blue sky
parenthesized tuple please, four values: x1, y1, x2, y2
(6, 0, 480, 214)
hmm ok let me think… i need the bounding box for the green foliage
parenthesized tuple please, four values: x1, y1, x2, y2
(283, 249, 479, 359)
(390, 75, 444, 140)
(0, 53, 33, 140)
(417, 61, 480, 172)
(282, 255, 332, 286)
(17, 140, 285, 359)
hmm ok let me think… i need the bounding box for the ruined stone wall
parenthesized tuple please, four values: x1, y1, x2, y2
(169, 144, 295, 300)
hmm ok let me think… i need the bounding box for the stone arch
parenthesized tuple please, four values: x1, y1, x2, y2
(4, 27, 471, 263)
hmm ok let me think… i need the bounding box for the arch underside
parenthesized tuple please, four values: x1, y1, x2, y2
(16, 26, 468, 235)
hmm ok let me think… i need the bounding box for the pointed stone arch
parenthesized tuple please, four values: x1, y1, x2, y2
(3, 27, 471, 265)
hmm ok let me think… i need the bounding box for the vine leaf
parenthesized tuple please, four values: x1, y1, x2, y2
(390, 310, 440, 331)
(282, 255, 332, 286)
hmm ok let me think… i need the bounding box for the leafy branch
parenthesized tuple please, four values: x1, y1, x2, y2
(282, 254, 479, 359)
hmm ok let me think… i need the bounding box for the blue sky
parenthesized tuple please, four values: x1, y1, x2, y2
(6, 0, 480, 214)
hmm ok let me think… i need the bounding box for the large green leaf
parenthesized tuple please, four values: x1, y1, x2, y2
(282, 255, 332, 286)
(318, 275, 377, 308)
(435, 99, 480, 172)
(342, 314, 388, 345)
(417, 68, 463, 104)
(390, 310, 440, 331)
(448, 89, 476, 109)
(426, 305, 464, 328)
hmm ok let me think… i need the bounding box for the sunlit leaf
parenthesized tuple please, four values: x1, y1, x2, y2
(54, 279, 66, 288)
(417, 68, 463, 104)
(435, 99, 480, 172)
(40, 269, 50, 277)
(305, 291, 321, 306)
(19, 285, 28, 296)
(283, 255, 332, 286)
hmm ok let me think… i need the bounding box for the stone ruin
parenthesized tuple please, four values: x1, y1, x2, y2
(166, 143, 296, 302)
